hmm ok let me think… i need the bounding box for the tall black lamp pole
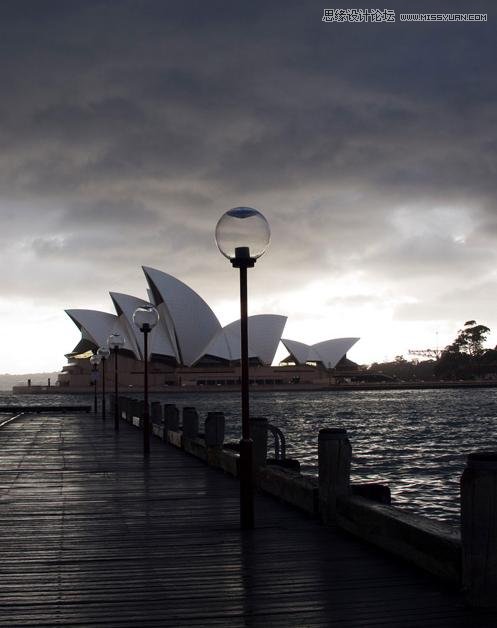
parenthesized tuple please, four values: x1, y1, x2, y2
(97, 346, 110, 421)
(133, 305, 159, 458)
(215, 207, 271, 529)
(90, 354, 101, 414)
(108, 332, 125, 432)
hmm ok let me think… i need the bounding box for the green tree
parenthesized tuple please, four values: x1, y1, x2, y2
(435, 321, 491, 379)
(454, 320, 490, 357)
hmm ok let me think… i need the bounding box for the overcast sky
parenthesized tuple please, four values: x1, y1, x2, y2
(1, 0, 496, 374)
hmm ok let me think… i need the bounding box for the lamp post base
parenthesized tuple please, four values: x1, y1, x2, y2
(143, 416, 150, 458)
(239, 437, 254, 529)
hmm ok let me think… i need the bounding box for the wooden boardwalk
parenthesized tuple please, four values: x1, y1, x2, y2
(0, 413, 495, 627)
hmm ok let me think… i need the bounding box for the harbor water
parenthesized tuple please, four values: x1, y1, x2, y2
(2, 388, 496, 527)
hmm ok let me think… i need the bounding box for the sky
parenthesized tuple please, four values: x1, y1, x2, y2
(0, 0, 496, 374)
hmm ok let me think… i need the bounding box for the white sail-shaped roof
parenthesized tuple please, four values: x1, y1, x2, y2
(65, 309, 121, 350)
(223, 315, 286, 365)
(64, 269, 361, 372)
(198, 328, 233, 362)
(281, 337, 359, 367)
(310, 338, 359, 367)
(280, 339, 311, 365)
(110, 292, 176, 361)
(143, 266, 222, 366)
(199, 327, 258, 363)
(198, 315, 287, 365)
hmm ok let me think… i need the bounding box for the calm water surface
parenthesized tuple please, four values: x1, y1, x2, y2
(2, 388, 496, 526)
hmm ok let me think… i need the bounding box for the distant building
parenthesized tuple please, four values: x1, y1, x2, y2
(58, 267, 359, 390)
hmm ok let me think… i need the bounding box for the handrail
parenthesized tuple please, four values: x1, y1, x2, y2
(267, 423, 286, 461)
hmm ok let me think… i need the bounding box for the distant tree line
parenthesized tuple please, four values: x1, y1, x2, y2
(368, 321, 497, 381)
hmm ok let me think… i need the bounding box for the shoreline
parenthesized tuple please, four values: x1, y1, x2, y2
(9, 379, 497, 395)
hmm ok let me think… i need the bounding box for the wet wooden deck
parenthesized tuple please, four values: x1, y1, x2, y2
(0, 413, 495, 627)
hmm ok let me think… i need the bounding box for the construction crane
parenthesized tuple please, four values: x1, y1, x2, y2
(408, 349, 442, 360)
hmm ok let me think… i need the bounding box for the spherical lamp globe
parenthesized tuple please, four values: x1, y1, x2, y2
(108, 332, 125, 350)
(133, 305, 159, 332)
(215, 207, 270, 262)
(97, 346, 111, 360)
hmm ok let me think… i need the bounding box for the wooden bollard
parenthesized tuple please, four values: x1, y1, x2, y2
(138, 400, 147, 424)
(164, 405, 179, 431)
(129, 399, 145, 427)
(126, 399, 137, 423)
(117, 396, 124, 419)
(250, 417, 268, 469)
(151, 401, 162, 424)
(205, 412, 225, 448)
(318, 428, 352, 523)
(461, 452, 497, 607)
(118, 396, 128, 420)
(182, 407, 199, 439)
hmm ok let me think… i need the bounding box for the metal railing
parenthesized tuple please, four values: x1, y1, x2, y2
(267, 423, 286, 461)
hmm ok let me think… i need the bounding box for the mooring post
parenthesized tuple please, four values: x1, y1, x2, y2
(249, 417, 268, 470)
(131, 399, 142, 426)
(182, 407, 199, 439)
(461, 451, 497, 607)
(125, 398, 135, 423)
(318, 428, 352, 524)
(164, 404, 179, 431)
(151, 401, 162, 424)
(150, 401, 162, 438)
(118, 396, 127, 421)
(138, 399, 147, 428)
(205, 412, 225, 448)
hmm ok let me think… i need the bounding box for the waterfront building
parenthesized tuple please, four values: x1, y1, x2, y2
(58, 267, 359, 390)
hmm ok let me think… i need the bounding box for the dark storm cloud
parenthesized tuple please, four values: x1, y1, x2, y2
(62, 198, 160, 228)
(0, 0, 495, 328)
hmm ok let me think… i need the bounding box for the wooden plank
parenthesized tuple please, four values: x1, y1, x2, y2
(0, 413, 495, 627)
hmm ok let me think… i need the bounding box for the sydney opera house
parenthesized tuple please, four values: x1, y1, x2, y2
(58, 267, 359, 390)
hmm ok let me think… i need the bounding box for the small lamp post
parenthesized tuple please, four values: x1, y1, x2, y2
(108, 332, 125, 432)
(89, 354, 101, 414)
(215, 206, 270, 529)
(97, 346, 111, 421)
(133, 305, 159, 457)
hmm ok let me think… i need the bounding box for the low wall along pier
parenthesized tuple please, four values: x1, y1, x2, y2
(115, 395, 497, 608)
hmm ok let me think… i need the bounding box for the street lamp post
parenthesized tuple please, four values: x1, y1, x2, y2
(97, 346, 111, 421)
(133, 305, 159, 457)
(89, 354, 101, 414)
(108, 332, 125, 432)
(215, 207, 270, 529)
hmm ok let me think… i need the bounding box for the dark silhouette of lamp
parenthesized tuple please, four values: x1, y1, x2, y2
(108, 332, 125, 432)
(97, 346, 111, 421)
(215, 206, 271, 529)
(133, 305, 159, 457)
(89, 354, 101, 415)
